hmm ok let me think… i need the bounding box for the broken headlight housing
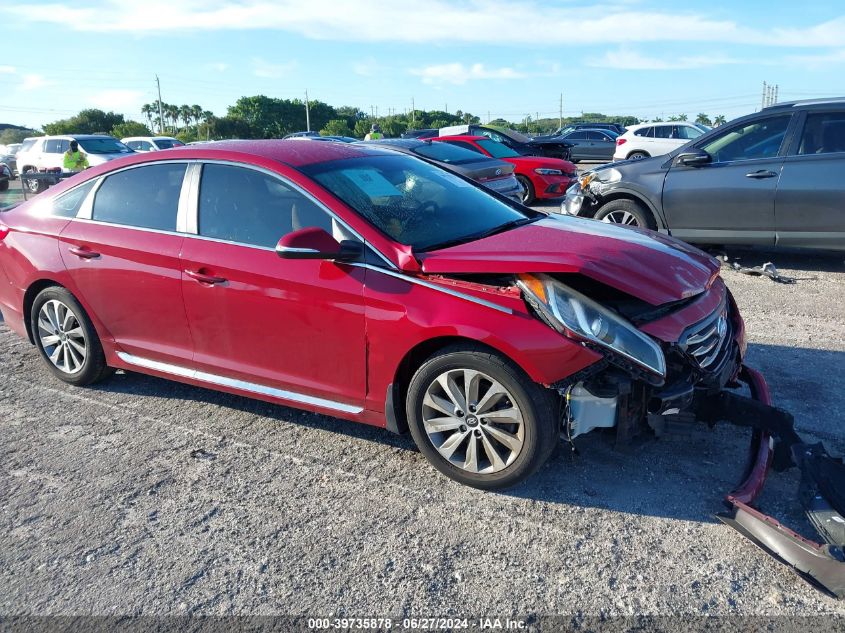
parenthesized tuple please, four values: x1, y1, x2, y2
(517, 273, 666, 378)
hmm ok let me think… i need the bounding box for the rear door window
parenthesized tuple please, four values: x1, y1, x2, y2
(44, 139, 64, 153)
(653, 126, 674, 139)
(92, 163, 186, 231)
(634, 127, 654, 137)
(53, 181, 96, 218)
(797, 112, 845, 155)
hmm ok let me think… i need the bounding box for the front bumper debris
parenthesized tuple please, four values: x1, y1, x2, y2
(700, 365, 845, 598)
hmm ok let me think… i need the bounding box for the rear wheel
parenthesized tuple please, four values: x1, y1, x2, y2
(627, 151, 649, 161)
(517, 175, 535, 205)
(30, 287, 113, 386)
(595, 199, 655, 229)
(406, 344, 558, 490)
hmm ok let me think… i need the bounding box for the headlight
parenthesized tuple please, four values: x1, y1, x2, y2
(517, 273, 666, 378)
(534, 168, 564, 175)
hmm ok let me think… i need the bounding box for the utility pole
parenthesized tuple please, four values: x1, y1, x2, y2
(774, 84, 778, 105)
(761, 81, 768, 109)
(155, 75, 165, 134)
(487, 111, 491, 123)
(305, 90, 311, 132)
(559, 93, 563, 130)
(411, 98, 415, 127)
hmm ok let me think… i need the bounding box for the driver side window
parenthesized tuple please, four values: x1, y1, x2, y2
(197, 164, 353, 248)
(699, 115, 791, 163)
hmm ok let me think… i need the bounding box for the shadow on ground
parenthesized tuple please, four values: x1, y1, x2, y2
(72, 340, 845, 528)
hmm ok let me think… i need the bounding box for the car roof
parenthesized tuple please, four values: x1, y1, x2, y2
(162, 138, 393, 167)
(763, 97, 845, 110)
(433, 135, 487, 142)
(23, 134, 117, 140)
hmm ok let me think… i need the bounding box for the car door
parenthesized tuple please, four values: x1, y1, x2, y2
(662, 113, 794, 245)
(586, 131, 614, 160)
(775, 109, 845, 249)
(564, 132, 589, 159)
(58, 161, 193, 365)
(179, 162, 367, 410)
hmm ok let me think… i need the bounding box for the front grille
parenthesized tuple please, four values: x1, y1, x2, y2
(681, 302, 731, 371)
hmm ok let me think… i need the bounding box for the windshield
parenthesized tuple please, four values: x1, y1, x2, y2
(77, 138, 133, 154)
(477, 139, 519, 158)
(301, 154, 536, 251)
(155, 139, 184, 149)
(412, 141, 486, 165)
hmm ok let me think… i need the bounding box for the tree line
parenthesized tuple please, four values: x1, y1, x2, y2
(7, 98, 731, 145)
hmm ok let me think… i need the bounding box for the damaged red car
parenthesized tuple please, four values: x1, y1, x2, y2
(0, 140, 842, 596)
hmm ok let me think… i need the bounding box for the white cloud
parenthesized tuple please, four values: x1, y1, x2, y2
(410, 63, 524, 85)
(19, 74, 48, 91)
(251, 57, 297, 78)
(590, 47, 742, 70)
(87, 89, 145, 110)
(2, 1, 842, 48)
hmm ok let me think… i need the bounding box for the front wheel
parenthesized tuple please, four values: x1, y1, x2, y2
(406, 345, 558, 490)
(594, 199, 655, 229)
(31, 286, 113, 386)
(517, 175, 535, 205)
(23, 168, 45, 194)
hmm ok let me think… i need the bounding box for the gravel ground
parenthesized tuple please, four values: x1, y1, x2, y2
(1, 174, 845, 622)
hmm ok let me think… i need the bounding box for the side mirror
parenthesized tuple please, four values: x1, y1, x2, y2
(275, 227, 363, 262)
(675, 149, 711, 167)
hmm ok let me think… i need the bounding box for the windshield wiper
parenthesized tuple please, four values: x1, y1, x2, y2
(421, 216, 538, 252)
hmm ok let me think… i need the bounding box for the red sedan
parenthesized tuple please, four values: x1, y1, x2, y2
(433, 134, 577, 204)
(0, 141, 784, 493)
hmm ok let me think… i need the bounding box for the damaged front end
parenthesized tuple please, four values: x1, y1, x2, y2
(517, 272, 845, 597)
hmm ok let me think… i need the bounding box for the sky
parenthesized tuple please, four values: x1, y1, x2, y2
(1, 0, 844, 130)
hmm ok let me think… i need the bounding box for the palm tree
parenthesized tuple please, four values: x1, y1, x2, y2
(166, 104, 179, 133)
(179, 105, 192, 132)
(713, 115, 726, 127)
(695, 113, 712, 126)
(201, 110, 214, 140)
(191, 105, 203, 129)
(141, 104, 152, 130)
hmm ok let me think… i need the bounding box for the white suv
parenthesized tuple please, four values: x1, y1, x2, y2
(121, 136, 185, 151)
(613, 122, 708, 161)
(16, 135, 134, 192)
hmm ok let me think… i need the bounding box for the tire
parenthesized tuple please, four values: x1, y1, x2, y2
(594, 199, 656, 230)
(23, 168, 45, 194)
(405, 344, 558, 490)
(517, 175, 535, 205)
(627, 151, 649, 161)
(30, 286, 113, 386)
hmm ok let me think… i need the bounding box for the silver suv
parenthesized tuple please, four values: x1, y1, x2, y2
(17, 135, 134, 192)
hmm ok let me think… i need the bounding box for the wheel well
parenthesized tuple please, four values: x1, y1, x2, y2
(594, 193, 662, 230)
(627, 150, 650, 158)
(387, 336, 512, 434)
(23, 280, 64, 343)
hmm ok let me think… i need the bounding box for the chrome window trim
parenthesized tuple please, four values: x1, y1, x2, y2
(350, 263, 513, 315)
(116, 352, 363, 414)
(191, 159, 398, 270)
(67, 217, 187, 238)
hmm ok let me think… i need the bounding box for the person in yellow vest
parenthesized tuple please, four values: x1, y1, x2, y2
(364, 123, 383, 141)
(63, 140, 90, 171)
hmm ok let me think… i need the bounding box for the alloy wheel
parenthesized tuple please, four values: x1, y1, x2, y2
(422, 368, 525, 474)
(601, 210, 641, 226)
(37, 299, 87, 374)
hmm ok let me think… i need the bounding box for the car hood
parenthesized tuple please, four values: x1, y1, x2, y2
(418, 215, 720, 306)
(504, 155, 576, 172)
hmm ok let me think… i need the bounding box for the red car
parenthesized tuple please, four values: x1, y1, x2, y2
(1, 140, 842, 593)
(433, 135, 577, 205)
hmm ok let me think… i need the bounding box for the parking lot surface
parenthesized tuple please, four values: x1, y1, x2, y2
(2, 175, 845, 618)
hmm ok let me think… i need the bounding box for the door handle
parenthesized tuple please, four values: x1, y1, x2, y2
(184, 269, 227, 285)
(745, 170, 778, 179)
(68, 246, 100, 259)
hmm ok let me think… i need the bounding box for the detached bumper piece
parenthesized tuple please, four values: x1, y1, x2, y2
(699, 365, 845, 598)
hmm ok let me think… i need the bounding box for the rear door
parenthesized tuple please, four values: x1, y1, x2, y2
(58, 161, 193, 365)
(42, 139, 69, 170)
(775, 109, 845, 249)
(662, 113, 795, 245)
(586, 131, 615, 160)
